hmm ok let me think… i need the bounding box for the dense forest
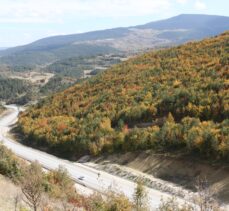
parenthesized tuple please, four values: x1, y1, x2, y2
(44, 54, 125, 77)
(40, 75, 76, 95)
(18, 32, 229, 161)
(0, 74, 76, 105)
(0, 76, 30, 101)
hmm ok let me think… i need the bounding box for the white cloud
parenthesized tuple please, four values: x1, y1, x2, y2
(176, 0, 188, 4)
(0, 0, 171, 23)
(194, 0, 207, 10)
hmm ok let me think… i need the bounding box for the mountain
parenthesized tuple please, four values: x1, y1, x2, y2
(0, 47, 7, 51)
(18, 31, 229, 160)
(1, 14, 229, 69)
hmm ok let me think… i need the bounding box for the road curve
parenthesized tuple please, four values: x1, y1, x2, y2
(0, 105, 177, 209)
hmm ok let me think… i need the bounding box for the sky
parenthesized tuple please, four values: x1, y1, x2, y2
(0, 0, 228, 47)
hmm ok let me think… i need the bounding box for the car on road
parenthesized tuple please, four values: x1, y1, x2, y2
(78, 176, 84, 181)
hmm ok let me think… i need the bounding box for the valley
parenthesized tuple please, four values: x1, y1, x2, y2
(0, 12, 228, 211)
(0, 53, 129, 106)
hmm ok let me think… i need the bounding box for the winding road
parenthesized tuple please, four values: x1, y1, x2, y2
(0, 105, 180, 209)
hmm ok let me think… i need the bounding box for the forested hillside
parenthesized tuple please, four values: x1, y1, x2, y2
(44, 54, 126, 77)
(0, 76, 30, 101)
(18, 32, 229, 161)
(39, 75, 76, 95)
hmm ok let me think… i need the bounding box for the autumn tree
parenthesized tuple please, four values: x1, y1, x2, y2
(193, 177, 222, 211)
(20, 161, 44, 211)
(45, 165, 75, 199)
(133, 179, 149, 211)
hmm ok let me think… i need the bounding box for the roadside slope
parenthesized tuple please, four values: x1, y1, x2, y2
(87, 152, 229, 203)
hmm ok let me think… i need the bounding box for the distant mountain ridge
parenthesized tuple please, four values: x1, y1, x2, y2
(0, 47, 7, 51)
(140, 14, 229, 30)
(0, 14, 229, 69)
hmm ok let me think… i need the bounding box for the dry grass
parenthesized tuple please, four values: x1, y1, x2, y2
(0, 175, 75, 211)
(0, 175, 27, 211)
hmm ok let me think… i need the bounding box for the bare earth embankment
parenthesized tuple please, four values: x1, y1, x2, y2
(83, 151, 229, 205)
